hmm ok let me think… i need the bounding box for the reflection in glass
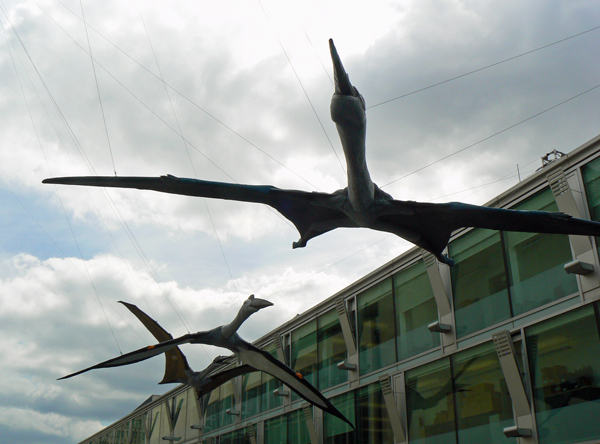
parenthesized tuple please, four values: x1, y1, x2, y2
(288, 409, 311, 444)
(262, 343, 284, 412)
(318, 310, 348, 390)
(324, 392, 355, 443)
(504, 189, 576, 315)
(242, 371, 262, 418)
(406, 358, 456, 444)
(356, 383, 394, 443)
(358, 278, 396, 374)
(526, 305, 600, 444)
(583, 156, 600, 222)
(453, 342, 513, 444)
(219, 380, 235, 428)
(291, 320, 318, 401)
(131, 413, 146, 444)
(450, 229, 510, 337)
(394, 260, 440, 360)
(264, 415, 287, 444)
(203, 389, 220, 433)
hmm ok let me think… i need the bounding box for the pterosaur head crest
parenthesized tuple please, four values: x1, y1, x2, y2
(242, 294, 274, 314)
(329, 39, 365, 109)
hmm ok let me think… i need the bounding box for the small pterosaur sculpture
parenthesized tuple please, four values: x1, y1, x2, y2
(59, 295, 353, 427)
(43, 39, 600, 265)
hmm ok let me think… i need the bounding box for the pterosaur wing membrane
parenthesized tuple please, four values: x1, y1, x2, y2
(194, 364, 255, 398)
(237, 343, 354, 429)
(58, 334, 195, 380)
(118, 301, 191, 384)
(380, 200, 600, 260)
(42, 175, 350, 246)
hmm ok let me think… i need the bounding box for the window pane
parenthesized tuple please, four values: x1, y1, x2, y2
(291, 320, 318, 400)
(131, 413, 146, 444)
(265, 415, 287, 444)
(204, 389, 220, 433)
(449, 229, 510, 337)
(288, 409, 312, 444)
(324, 392, 356, 444)
(242, 371, 262, 418)
(357, 383, 394, 444)
(219, 381, 235, 428)
(357, 278, 396, 375)
(526, 305, 600, 444)
(582, 156, 600, 221)
(318, 310, 348, 390)
(406, 358, 456, 444)
(452, 342, 514, 444)
(261, 343, 284, 411)
(394, 260, 440, 360)
(504, 189, 576, 315)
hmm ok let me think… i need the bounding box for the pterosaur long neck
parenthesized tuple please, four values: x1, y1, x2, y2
(220, 309, 251, 340)
(329, 39, 374, 212)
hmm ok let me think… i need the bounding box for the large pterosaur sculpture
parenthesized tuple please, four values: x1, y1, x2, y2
(59, 295, 353, 427)
(43, 39, 600, 265)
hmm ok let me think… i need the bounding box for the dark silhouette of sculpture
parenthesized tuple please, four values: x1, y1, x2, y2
(59, 295, 353, 427)
(43, 40, 600, 265)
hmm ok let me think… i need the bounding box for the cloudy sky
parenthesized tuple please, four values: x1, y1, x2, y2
(1, 0, 599, 442)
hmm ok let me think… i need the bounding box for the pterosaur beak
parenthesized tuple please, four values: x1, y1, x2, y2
(329, 39, 356, 97)
(247, 294, 274, 310)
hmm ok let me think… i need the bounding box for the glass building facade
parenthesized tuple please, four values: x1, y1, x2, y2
(79, 136, 600, 444)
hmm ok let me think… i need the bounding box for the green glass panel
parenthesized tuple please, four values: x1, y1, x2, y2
(526, 305, 600, 444)
(394, 260, 440, 360)
(318, 309, 348, 390)
(406, 357, 456, 444)
(219, 380, 235, 428)
(324, 391, 356, 443)
(114, 424, 126, 444)
(288, 409, 311, 444)
(583, 156, 600, 221)
(130, 414, 146, 444)
(356, 383, 394, 443)
(265, 415, 287, 444)
(504, 188, 576, 315)
(452, 342, 514, 444)
(261, 343, 284, 411)
(204, 389, 220, 433)
(357, 278, 396, 375)
(291, 320, 318, 399)
(449, 228, 510, 337)
(242, 371, 262, 418)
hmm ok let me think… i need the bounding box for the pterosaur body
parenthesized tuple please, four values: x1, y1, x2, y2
(43, 40, 600, 265)
(60, 295, 353, 427)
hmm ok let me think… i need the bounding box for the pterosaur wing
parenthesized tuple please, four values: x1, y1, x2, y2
(194, 364, 255, 398)
(379, 200, 600, 259)
(237, 343, 354, 428)
(119, 301, 191, 384)
(58, 334, 195, 380)
(42, 175, 352, 246)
